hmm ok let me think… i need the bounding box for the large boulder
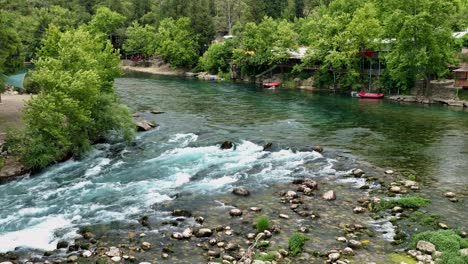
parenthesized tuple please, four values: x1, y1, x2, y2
(417, 240, 436, 254)
(220, 141, 234, 150)
(322, 190, 336, 201)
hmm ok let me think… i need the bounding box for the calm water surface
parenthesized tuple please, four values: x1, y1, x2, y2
(0, 73, 466, 252)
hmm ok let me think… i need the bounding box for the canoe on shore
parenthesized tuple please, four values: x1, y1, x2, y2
(263, 81, 280, 87)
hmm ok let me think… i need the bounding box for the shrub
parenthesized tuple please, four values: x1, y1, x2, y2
(288, 232, 309, 256)
(373, 196, 430, 212)
(0, 157, 4, 170)
(256, 215, 271, 233)
(411, 230, 468, 253)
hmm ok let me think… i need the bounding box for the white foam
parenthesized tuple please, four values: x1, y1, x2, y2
(84, 158, 111, 177)
(168, 133, 198, 147)
(0, 216, 72, 252)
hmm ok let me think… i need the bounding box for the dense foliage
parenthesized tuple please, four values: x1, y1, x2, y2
(411, 230, 468, 264)
(288, 232, 309, 256)
(8, 26, 134, 169)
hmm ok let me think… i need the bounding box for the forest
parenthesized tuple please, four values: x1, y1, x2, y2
(0, 0, 468, 168)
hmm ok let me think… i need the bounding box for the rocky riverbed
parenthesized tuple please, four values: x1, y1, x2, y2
(2, 146, 464, 264)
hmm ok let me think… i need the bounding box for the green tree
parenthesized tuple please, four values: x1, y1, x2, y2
(200, 39, 237, 74)
(383, 0, 457, 90)
(157, 17, 199, 68)
(123, 21, 157, 60)
(0, 11, 24, 73)
(87, 6, 126, 41)
(10, 26, 134, 169)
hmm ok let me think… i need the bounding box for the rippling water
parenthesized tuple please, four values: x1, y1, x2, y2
(1, 73, 467, 252)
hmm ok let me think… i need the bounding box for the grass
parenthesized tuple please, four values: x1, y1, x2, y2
(288, 233, 309, 256)
(409, 212, 444, 227)
(0, 157, 4, 170)
(387, 253, 417, 264)
(256, 215, 271, 233)
(373, 196, 430, 212)
(411, 230, 468, 264)
(255, 252, 277, 261)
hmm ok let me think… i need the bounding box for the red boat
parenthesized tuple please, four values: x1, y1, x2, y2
(263, 81, 280, 88)
(358, 92, 384, 99)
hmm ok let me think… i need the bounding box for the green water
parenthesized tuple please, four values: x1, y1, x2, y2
(118, 73, 468, 187)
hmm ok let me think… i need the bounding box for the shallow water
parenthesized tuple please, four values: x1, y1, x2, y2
(0, 73, 467, 252)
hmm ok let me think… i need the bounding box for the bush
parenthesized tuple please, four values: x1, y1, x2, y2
(411, 230, 468, 264)
(200, 40, 235, 74)
(373, 196, 430, 212)
(256, 215, 271, 233)
(255, 252, 277, 261)
(288, 232, 309, 256)
(0, 157, 4, 170)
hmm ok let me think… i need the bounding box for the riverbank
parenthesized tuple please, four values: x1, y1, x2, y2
(0, 94, 32, 181)
(388, 95, 468, 108)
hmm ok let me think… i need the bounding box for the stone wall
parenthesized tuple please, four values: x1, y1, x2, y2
(410, 80, 459, 100)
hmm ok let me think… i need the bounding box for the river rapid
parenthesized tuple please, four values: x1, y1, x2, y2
(0, 73, 467, 259)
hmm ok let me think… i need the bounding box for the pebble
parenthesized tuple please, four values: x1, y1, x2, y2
(141, 241, 151, 250)
(250, 207, 262, 212)
(323, 190, 336, 201)
(229, 208, 242, 217)
(285, 190, 298, 199)
(353, 206, 366, 214)
(225, 230, 233, 236)
(106, 247, 121, 257)
(139, 262, 151, 264)
(392, 206, 403, 213)
(348, 239, 363, 249)
(82, 251, 92, 258)
(352, 169, 364, 177)
(217, 242, 225, 247)
(343, 247, 354, 255)
(438, 223, 448, 229)
(195, 216, 204, 224)
(182, 228, 193, 238)
(247, 233, 256, 239)
(172, 232, 184, 239)
(336, 237, 347, 243)
(196, 228, 213, 237)
(162, 253, 169, 259)
(390, 186, 401, 193)
(279, 214, 289, 219)
(328, 252, 341, 261)
(385, 170, 394, 174)
(111, 256, 121, 262)
(444, 192, 456, 198)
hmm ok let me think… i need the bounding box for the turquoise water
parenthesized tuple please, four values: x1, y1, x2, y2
(0, 73, 467, 252)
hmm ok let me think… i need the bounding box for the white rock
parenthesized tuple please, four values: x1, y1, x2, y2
(323, 190, 336, 201)
(250, 207, 262, 212)
(225, 230, 233, 236)
(106, 247, 121, 257)
(141, 241, 151, 250)
(329, 252, 341, 261)
(343, 247, 354, 255)
(279, 214, 289, 219)
(82, 250, 92, 258)
(285, 191, 298, 199)
(111, 256, 121, 262)
(352, 169, 364, 177)
(171, 232, 184, 239)
(402, 180, 417, 187)
(182, 228, 193, 238)
(417, 240, 436, 254)
(438, 223, 449, 229)
(390, 186, 402, 193)
(460, 248, 468, 256)
(229, 208, 242, 216)
(252, 260, 266, 264)
(336, 237, 347, 243)
(139, 262, 152, 264)
(385, 170, 394, 174)
(444, 192, 456, 198)
(353, 206, 366, 214)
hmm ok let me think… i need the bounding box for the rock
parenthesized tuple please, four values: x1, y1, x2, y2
(171, 232, 184, 239)
(460, 248, 468, 256)
(229, 208, 242, 217)
(82, 232, 94, 239)
(348, 240, 363, 249)
(353, 207, 366, 214)
(284, 191, 298, 199)
(444, 192, 456, 198)
(225, 242, 238, 251)
(343, 247, 354, 256)
(225, 230, 233, 236)
(438, 223, 448, 229)
(207, 251, 220, 257)
(390, 186, 401, 193)
(303, 187, 314, 196)
(303, 179, 318, 189)
(407, 249, 421, 258)
(57, 241, 69, 249)
(279, 214, 289, 219)
(352, 169, 365, 177)
(252, 260, 266, 264)
(402, 180, 417, 187)
(182, 228, 193, 238)
(220, 141, 234, 150)
(417, 240, 436, 254)
(0, 262, 13, 264)
(328, 252, 341, 261)
(141, 241, 151, 250)
(263, 142, 273, 151)
(299, 226, 309, 233)
(392, 206, 403, 213)
(195, 216, 204, 224)
(139, 262, 151, 264)
(111, 256, 121, 262)
(216, 242, 224, 247)
(150, 110, 165, 115)
(136, 120, 157, 131)
(250, 207, 262, 212)
(82, 251, 92, 258)
(336, 237, 347, 243)
(172, 209, 192, 217)
(232, 187, 250, 196)
(385, 170, 394, 174)
(161, 253, 169, 259)
(449, 197, 459, 203)
(223, 255, 235, 261)
(323, 190, 336, 201)
(106, 247, 121, 257)
(67, 256, 78, 262)
(313, 145, 324, 153)
(196, 228, 213, 237)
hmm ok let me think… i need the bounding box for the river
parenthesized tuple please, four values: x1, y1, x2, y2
(0, 73, 466, 259)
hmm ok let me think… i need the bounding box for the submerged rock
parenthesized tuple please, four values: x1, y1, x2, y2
(229, 208, 242, 217)
(313, 145, 324, 153)
(352, 169, 365, 177)
(263, 142, 273, 151)
(57, 241, 69, 249)
(232, 187, 250, 196)
(172, 209, 192, 217)
(136, 120, 157, 131)
(195, 228, 213, 237)
(106, 247, 121, 257)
